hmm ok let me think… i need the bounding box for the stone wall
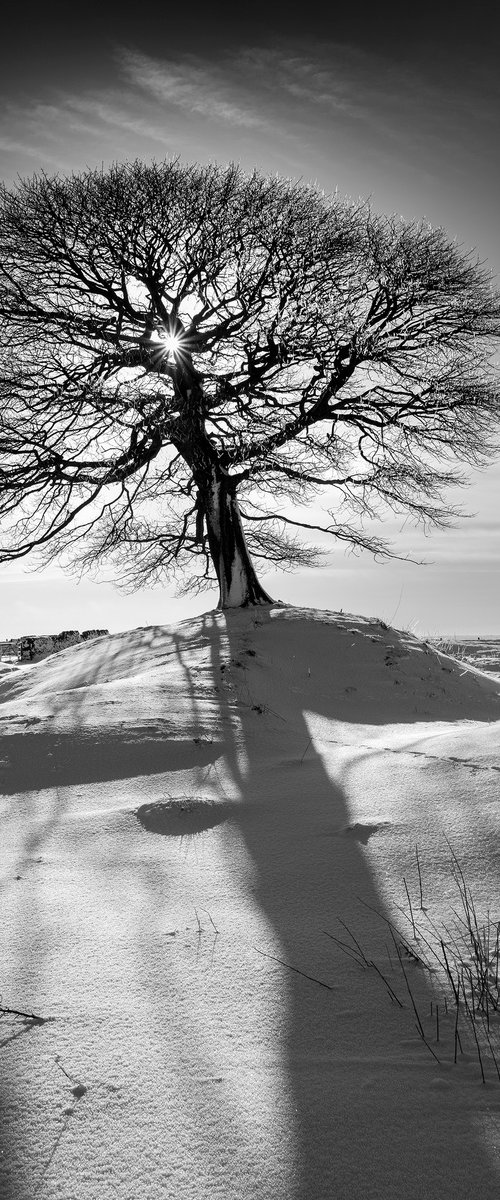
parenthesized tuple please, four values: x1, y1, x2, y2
(0, 629, 109, 662)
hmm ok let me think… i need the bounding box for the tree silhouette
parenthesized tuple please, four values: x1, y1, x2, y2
(1, 160, 499, 607)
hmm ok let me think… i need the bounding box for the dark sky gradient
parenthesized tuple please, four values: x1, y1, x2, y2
(1, 1, 499, 632)
(2, 3, 499, 267)
(3, 4, 499, 79)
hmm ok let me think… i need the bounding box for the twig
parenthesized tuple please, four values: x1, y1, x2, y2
(54, 1057, 87, 1097)
(479, 1011, 500, 1082)
(391, 902, 441, 970)
(266, 705, 287, 723)
(299, 737, 313, 764)
(337, 918, 371, 966)
(368, 960, 404, 1008)
(55, 1058, 75, 1083)
(440, 940, 460, 1006)
(0, 1003, 45, 1023)
(323, 930, 366, 968)
(390, 930, 441, 1063)
(461, 979, 486, 1084)
(325, 927, 404, 1007)
(201, 908, 220, 935)
(254, 947, 334, 990)
(403, 877, 417, 939)
(358, 893, 436, 970)
(415, 844, 424, 909)
(453, 971, 463, 1063)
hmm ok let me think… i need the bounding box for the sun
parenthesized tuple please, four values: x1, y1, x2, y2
(161, 331, 180, 358)
(148, 326, 181, 361)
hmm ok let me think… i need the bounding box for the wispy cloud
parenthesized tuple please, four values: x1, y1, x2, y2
(2, 33, 499, 254)
(0, 92, 177, 182)
(64, 96, 175, 145)
(0, 132, 67, 169)
(118, 47, 269, 131)
(14, 95, 174, 149)
(3, 37, 491, 179)
(237, 41, 500, 157)
(238, 46, 378, 121)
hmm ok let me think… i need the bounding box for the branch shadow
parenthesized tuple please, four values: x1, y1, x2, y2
(183, 606, 500, 1199)
(2, 609, 500, 1199)
(0, 729, 223, 795)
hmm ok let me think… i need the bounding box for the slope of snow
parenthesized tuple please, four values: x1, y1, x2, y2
(1, 606, 500, 1200)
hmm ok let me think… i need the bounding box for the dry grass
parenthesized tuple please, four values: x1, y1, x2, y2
(326, 844, 500, 1084)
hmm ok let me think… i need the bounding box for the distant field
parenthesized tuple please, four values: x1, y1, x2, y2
(429, 636, 500, 676)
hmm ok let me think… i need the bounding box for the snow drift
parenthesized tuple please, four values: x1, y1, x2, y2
(1, 606, 500, 1200)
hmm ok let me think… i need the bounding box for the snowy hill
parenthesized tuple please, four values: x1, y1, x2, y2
(1, 606, 500, 1200)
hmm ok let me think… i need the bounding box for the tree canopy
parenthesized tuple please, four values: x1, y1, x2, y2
(0, 159, 499, 607)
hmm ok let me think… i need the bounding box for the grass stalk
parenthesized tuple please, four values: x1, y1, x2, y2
(415, 844, 424, 909)
(255, 947, 334, 991)
(403, 877, 417, 939)
(390, 930, 441, 1064)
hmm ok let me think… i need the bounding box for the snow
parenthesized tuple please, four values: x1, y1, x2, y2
(1, 605, 500, 1199)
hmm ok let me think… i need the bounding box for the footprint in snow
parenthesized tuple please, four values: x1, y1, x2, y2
(136, 798, 231, 836)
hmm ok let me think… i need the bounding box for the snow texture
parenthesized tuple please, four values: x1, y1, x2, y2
(1, 606, 500, 1199)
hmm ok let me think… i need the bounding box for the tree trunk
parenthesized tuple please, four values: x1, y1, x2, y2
(170, 366, 272, 608)
(203, 470, 273, 609)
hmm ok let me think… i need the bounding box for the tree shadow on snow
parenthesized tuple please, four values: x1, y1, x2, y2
(0, 729, 222, 795)
(165, 606, 500, 1200)
(2, 610, 500, 1200)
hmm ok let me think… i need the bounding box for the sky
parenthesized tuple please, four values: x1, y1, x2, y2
(1, 0, 499, 636)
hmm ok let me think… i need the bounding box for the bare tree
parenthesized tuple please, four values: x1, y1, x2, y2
(0, 160, 499, 607)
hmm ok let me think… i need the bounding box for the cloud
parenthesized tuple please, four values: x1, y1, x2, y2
(0, 132, 66, 169)
(238, 46, 378, 121)
(64, 96, 175, 145)
(118, 47, 269, 131)
(0, 91, 178, 184)
(236, 40, 500, 159)
(2, 32, 500, 269)
(14, 96, 173, 149)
